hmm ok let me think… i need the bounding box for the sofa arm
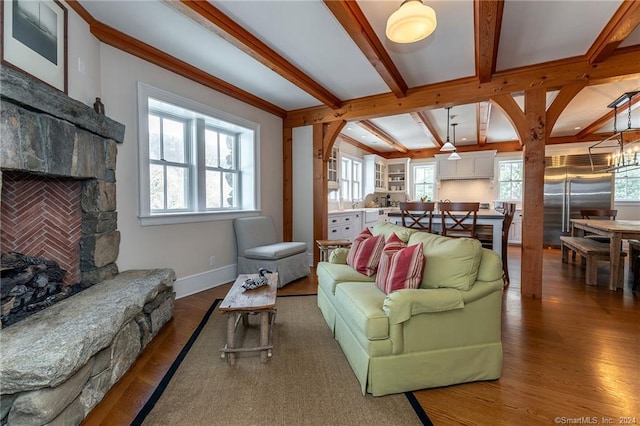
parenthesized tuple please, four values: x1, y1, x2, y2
(382, 288, 464, 325)
(328, 247, 349, 264)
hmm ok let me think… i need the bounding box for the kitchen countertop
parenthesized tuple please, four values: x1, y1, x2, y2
(328, 207, 397, 214)
(329, 208, 507, 219)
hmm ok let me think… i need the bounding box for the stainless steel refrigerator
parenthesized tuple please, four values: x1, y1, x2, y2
(543, 154, 613, 247)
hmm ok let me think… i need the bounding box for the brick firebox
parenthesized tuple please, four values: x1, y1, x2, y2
(1, 66, 125, 285)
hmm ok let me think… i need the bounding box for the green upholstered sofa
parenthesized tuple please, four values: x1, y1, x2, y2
(316, 222, 504, 396)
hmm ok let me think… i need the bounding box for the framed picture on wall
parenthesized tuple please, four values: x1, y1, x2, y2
(1, 0, 68, 93)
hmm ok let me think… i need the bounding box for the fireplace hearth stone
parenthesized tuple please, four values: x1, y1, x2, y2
(0, 268, 176, 425)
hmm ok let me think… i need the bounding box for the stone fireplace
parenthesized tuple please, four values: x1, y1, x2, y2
(1, 67, 175, 425)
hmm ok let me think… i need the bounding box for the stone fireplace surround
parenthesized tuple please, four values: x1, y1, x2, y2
(1, 67, 176, 425)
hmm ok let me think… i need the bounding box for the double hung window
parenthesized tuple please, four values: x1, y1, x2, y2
(412, 164, 435, 201)
(497, 160, 523, 201)
(340, 156, 362, 201)
(138, 83, 258, 225)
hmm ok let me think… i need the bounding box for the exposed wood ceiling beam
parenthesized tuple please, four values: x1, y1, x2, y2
(475, 0, 504, 84)
(477, 102, 491, 146)
(339, 134, 380, 156)
(323, 0, 408, 98)
(410, 111, 443, 147)
(386, 141, 522, 159)
(285, 50, 640, 127)
(165, 0, 342, 109)
(577, 94, 640, 138)
(545, 82, 586, 138)
(357, 120, 409, 154)
(587, 1, 640, 64)
(66, 0, 95, 24)
(89, 21, 287, 118)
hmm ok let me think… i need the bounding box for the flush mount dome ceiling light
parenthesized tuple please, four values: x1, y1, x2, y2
(386, 0, 437, 44)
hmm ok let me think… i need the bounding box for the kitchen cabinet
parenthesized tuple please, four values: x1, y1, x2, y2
(327, 145, 339, 190)
(435, 150, 497, 180)
(508, 210, 523, 245)
(364, 155, 387, 194)
(328, 211, 362, 241)
(386, 159, 409, 193)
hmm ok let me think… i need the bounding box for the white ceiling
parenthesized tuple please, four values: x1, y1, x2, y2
(80, 0, 640, 154)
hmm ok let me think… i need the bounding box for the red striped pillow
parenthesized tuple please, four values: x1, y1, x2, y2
(376, 233, 425, 294)
(347, 228, 385, 276)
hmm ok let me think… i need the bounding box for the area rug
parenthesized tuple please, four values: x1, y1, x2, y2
(133, 295, 432, 425)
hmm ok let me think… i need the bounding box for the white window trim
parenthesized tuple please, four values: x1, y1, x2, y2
(137, 82, 261, 226)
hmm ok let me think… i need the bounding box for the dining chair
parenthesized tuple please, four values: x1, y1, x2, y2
(501, 203, 517, 286)
(399, 201, 435, 232)
(439, 202, 480, 239)
(580, 209, 617, 244)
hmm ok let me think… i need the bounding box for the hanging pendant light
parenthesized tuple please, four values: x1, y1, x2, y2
(386, 0, 437, 44)
(448, 123, 461, 160)
(440, 107, 455, 151)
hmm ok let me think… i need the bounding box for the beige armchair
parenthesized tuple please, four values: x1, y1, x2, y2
(233, 216, 310, 288)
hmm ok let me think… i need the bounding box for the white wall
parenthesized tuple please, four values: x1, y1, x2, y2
(292, 126, 314, 261)
(61, 6, 284, 295)
(98, 45, 283, 279)
(65, 5, 101, 107)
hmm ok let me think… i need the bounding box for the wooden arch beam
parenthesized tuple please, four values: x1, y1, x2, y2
(546, 83, 587, 138)
(491, 94, 527, 144)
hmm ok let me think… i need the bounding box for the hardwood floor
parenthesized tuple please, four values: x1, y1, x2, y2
(82, 247, 639, 425)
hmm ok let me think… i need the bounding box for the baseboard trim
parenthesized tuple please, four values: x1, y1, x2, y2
(174, 264, 237, 299)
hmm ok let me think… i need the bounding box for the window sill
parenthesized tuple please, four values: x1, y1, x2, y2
(139, 210, 260, 226)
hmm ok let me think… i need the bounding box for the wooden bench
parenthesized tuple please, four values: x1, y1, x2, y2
(560, 236, 627, 287)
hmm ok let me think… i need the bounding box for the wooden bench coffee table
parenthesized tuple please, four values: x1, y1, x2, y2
(219, 272, 278, 365)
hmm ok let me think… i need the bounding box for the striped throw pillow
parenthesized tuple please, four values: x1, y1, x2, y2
(376, 233, 425, 294)
(347, 228, 385, 276)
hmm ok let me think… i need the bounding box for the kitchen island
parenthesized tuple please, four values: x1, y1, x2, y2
(387, 209, 506, 255)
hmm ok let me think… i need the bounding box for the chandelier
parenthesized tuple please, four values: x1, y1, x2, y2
(588, 91, 639, 173)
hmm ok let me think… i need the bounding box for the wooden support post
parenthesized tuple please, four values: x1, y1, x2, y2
(521, 88, 546, 298)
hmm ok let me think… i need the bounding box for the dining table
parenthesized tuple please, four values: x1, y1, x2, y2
(570, 219, 640, 291)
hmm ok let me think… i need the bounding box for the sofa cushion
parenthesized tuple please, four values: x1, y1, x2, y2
(244, 242, 307, 260)
(408, 231, 482, 291)
(316, 262, 375, 296)
(335, 282, 389, 340)
(372, 221, 416, 243)
(347, 228, 385, 277)
(376, 234, 425, 294)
